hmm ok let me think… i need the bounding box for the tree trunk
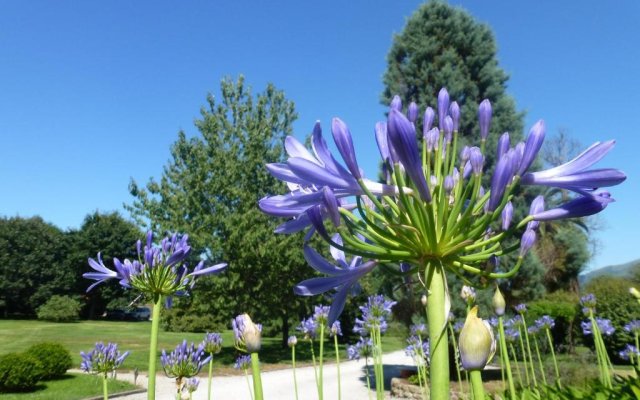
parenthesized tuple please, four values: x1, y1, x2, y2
(281, 310, 290, 348)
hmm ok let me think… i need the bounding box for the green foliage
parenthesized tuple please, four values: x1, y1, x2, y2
(517, 372, 640, 399)
(382, 0, 524, 169)
(0, 216, 69, 317)
(0, 353, 42, 392)
(528, 291, 579, 349)
(127, 76, 311, 343)
(24, 343, 72, 380)
(36, 295, 81, 323)
(161, 308, 223, 333)
(585, 276, 640, 359)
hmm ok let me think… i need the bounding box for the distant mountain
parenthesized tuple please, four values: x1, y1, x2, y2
(579, 258, 640, 286)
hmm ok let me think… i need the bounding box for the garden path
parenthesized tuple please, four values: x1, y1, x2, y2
(110, 349, 414, 399)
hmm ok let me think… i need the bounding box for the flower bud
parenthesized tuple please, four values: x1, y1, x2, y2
(421, 294, 427, 306)
(444, 175, 455, 193)
(493, 287, 506, 316)
(501, 201, 513, 231)
(478, 99, 492, 140)
(497, 132, 510, 161)
(232, 313, 262, 353)
(459, 306, 496, 371)
(460, 285, 476, 303)
(390, 95, 402, 111)
(408, 102, 419, 123)
(443, 116, 454, 143)
(423, 107, 435, 137)
(437, 88, 450, 130)
(449, 101, 460, 131)
(287, 335, 298, 348)
(519, 229, 536, 257)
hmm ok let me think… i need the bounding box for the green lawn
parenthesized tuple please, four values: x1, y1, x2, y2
(0, 373, 138, 400)
(0, 320, 405, 371)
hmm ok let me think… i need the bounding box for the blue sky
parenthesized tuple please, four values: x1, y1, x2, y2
(0, 1, 638, 271)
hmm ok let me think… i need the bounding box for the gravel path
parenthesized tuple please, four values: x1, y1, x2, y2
(110, 350, 414, 400)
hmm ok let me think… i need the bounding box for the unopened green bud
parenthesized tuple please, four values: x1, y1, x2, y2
(459, 306, 496, 371)
(630, 287, 640, 300)
(492, 286, 506, 316)
(421, 294, 427, 306)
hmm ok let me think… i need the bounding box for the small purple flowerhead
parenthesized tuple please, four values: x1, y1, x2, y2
(478, 99, 492, 140)
(619, 344, 639, 361)
(444, 175, 455, 193)
(202, 332, 223, 355)
(450, 101, 460, 131)
(313, 304, 331, 327)
(80, 342, 130, 375)
(183, 377, 199, 394)
(514, 304, 527, 314)
(437, 88, 450, 130)
(408, 102, 419, 123)
(624, 320, 640, 334)
(460, 285, 476, 303)
(347, 337, 373, 361)
(580, 293, 597, 310)
(411, 323, 427, 337)
(160, 340, 211, 379)
(426, 127, 439, 152)
(234, 354, 251, 370)
(287, 335, 298, 348)
(354, 295, 396, 336)
(330, 321, 342, 337)
(535, 315, 555, 331)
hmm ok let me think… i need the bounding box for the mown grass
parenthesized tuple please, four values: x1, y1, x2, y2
(0, 373, 137, 399)
(0, 319, 405, 372)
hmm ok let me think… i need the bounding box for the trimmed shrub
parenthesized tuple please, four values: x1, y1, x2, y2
(25, 342, 72, 379)
(528, 290, 579, 350)
(161, 309, 222, 333)
(0, 353, 42, 392)
(36, 295, 81, 322)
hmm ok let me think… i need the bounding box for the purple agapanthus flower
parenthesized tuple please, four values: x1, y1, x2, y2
(347, 337, 373, 361)
(183, 377, 199, 394)
(581, 293, 597, 311)
(453, 320, 465, 334)
(531, 191, 613, 222)
(535, 315, 555, 331)
(405, 335, 430, 362)
(84, 231, 226, 298)
(234, 354, 252, 370)
(297, 317, 318, 340)
(582, 318, 615, 337)
(294, 235, 376, 325)
(411, 323, 427, 337)
(80, 342, 129, 375)
(160, 340, 211, 379)
(330, 321, 342, 337)
(514, 303, 527, 314)
(353, 295, 397, 336)
(619, 344, 640, 361)
(503, 328, 520, 343)
(202, 332, 223, 355)
(624, 320, 640, 334)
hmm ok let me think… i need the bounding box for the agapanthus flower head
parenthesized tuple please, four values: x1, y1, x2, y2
(330, 321, 342, 337)
(514, 304, 527, 314)
(347, 337, 373, 361)
(80, 342, 129, 375)
(411, 323, 427, 337)
(503, 328, 519, 343)
(580, 293, 597, 310)
(232, 314, 262, 353)
(161, 340, 211, 379)
(202, 332, 223, 355)
(582, 318, 615, 337)
(84, 231, 226, 299)
(528, 325, 540, 336)
(260, 87, 625, 327)
(535, 315, 555, 331)
(625, 320, 640, 334)
(287, 335, 298, 348)
(312, 305, 331, 327)
(353, 295, 396, 336)
(453, 320, 465, 334)
(460, 285, 476, 303)
(234, 355, 252, 370)
(183, 377, 199, 394)
(405, 335, 430, 363)
(619, 344, 640, 361)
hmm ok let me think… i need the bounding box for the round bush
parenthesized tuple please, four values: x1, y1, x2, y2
(36, 295, 81, 322)
(25, 342, 72, 379)
(0, 353, 42, 392)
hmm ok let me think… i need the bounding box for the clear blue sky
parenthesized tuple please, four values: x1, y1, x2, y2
(0, 1, 638, 271)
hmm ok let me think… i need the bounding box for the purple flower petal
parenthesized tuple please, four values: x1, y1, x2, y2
(517, 120, 546, 175)
(532, 192, 612, 221)
(332, 118, 362, 180)
(423, 107, 435, 137)
(437, 88, 450, 130)
(478, 99, 492, 140)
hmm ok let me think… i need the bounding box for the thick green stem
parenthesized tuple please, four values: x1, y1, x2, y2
(147, 296, 163, 400)
(469, 370, 485, 400)
(250, 353, 263, 400)
(334, 335, 341, 400)
(426, 265, 449, 399)
(102, 373, 108, 400)
(545, 329, 561, 387)
(292, 346, 299, 400)
(207, 359, 213, 400)
(498, 318, 516, 400)
(373, 327, 384, 400)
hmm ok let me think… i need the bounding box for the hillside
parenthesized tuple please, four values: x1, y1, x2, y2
(579, 258, 640, 286)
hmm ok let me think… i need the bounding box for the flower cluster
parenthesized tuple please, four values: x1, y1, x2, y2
(580, 293, 597, 315)
(619, 344, 640, 361)
(347, 337, 373, 361)
(84, 231, 226, 300)
(183, 377, 200, 395)
(232, 314, 262, 353)
(514, 304, 527, 314)
(405, 335, 430, 361)
(80, 342, 129, 375)
(260, 87, 625, 323)
(535, 315, 555, 331)
(161, 340, 211, 379)
(234, 355, 251, 370)
(581, 318, 615, 337)
(353, 295, 396, 336)
(624, 320, 640, 335)
(202, 332, 223, 355)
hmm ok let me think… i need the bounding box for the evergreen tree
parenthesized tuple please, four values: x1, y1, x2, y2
(382, 0, 524, 169)
(127, 77, 310, 343)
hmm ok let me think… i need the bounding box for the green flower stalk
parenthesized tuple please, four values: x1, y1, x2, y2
(494, 287, 516, 400)
(528, 327, 547, 386)
(515, 305, 537, 389)
(330, 322, 343, 400)
(446, 318, 464, 396)
(80, 342, 130, 400)
(288, 336, 299, 400)
(535, 315, 560, 387)
(202, 332, 223, 400)
(261, 87, 625, 399)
